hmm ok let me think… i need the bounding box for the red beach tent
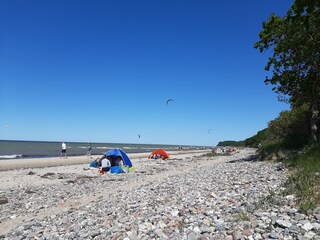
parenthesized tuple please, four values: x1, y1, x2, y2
(148, 149, 170, 159)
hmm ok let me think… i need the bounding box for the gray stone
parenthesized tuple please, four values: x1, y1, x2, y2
(301, 222, 313, 231)
(187, 231, 197, 240)
(0, 149, 316, 240)
(269, 231, 280, 239)
(276, 219, 293, 229)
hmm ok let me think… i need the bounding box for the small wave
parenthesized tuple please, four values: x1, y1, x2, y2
(139, 147, 168, 150)
(95, 146, 110, 149)
(0, 154, 24, 159)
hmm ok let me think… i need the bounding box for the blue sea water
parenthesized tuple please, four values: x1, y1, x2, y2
(0, 140, 204, 160)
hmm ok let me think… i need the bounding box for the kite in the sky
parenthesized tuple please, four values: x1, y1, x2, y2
(166, 99, 174, 105)
(138, 134, 141, 139)
(208, 129, 212, 134)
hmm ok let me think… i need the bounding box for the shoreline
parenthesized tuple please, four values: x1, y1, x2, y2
(0, 149, 211, 171)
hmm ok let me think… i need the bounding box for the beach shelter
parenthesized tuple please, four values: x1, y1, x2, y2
(105, 148, 133, 168)
(148, 149, 170, 159)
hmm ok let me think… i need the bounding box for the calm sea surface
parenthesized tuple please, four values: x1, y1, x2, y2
(0, 140, 205, 160)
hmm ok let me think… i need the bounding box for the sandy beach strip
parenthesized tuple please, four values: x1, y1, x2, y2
(0, 149, 210, 171)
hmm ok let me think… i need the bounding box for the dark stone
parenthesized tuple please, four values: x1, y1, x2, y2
(0, 196, 8, 204)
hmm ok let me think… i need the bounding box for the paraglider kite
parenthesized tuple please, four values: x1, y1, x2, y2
(166, 99, 174, 105)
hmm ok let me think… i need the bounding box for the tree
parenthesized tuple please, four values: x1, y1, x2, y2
(266, 107, 309, 149)
(254, 0, 320, 145)
(244, 129, 267, 148)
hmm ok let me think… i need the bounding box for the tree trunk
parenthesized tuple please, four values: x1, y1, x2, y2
(310, 101, 319, 145)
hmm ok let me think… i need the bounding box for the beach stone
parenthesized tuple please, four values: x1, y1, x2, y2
(187, 231, 197, 240)
(303, 231, 317, 239)
(1, 149, 319, 239)
(154, 229, 168, 238)
(243, 229, 253, 236)
(232, 230, 242, 240)
(254, 233, 263, 239)
(276, 219, 293, 229)
(0, 196, 8, 204)
(302, 222, 313, 231)
(269, 231, 281, 239)
(171, 209, 179, 217)
(312, 222, 320, 229)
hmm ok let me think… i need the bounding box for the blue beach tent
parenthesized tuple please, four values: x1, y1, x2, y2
(105, 148, 133, 168)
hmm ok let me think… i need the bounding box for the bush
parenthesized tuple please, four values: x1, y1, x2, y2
(265, 107, 309, 150)
(283, 147, 320, 212)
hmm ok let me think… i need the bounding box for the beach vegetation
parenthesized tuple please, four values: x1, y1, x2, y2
(254, 0, 320, 146)
(258, 105, 309, 160)
(247, 110, 320, 212)
(216, 0, 320, 210)
(217, 140, 244, 147)
(255, 189, 285, 210)
(252, 0, 320, 211)
(282, 147, 320, 213)
(233, 213, 250, 222)
(217, 129, 268, 149)
(243, 129, 267, 148)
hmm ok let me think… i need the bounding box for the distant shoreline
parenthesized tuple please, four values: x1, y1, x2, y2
(0, 149, 210, 171)
(0, 140, 209, 160)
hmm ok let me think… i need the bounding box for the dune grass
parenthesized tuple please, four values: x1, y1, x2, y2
(282, 147, 320, 213)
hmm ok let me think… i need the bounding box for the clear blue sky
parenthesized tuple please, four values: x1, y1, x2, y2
(0, 0, 293, 146)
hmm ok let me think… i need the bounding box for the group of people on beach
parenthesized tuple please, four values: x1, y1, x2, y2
(88, 155, 123, 174)
(60, 142, 92, 159)
(60, 142, 125, 174)
(149, 153, 163, 159)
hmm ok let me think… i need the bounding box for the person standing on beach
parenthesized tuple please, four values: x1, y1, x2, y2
(87, 143, 92, 158)
(61, 142, 67, 158)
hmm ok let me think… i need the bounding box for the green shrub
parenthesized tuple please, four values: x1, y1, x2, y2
(264, 108, 309, 150)
(283, 147, 320, 212)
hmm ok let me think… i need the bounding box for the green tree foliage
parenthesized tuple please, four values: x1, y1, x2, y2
(254, 0, 320, 145)
(216, 140, 244, 147)
(243, 129, 267, 148)
(219, 106, 309, 150)
(265, 106, 309, 149)
(216, 129, 267, 148)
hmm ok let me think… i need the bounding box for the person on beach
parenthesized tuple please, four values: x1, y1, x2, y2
(115, 156, 123, 166)
(61, 142, 67, 158)
(87, 143, 92, 158)
(100, 157, 111, 173)
(88, 157, 101, 169)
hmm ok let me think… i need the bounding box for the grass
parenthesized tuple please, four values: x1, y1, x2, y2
(233, 213, 250, 222)
(254, 189, 285, 210)
(282, 146, 320, 213)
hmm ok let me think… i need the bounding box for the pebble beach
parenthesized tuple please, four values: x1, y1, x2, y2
(0, 149, 319, 239)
